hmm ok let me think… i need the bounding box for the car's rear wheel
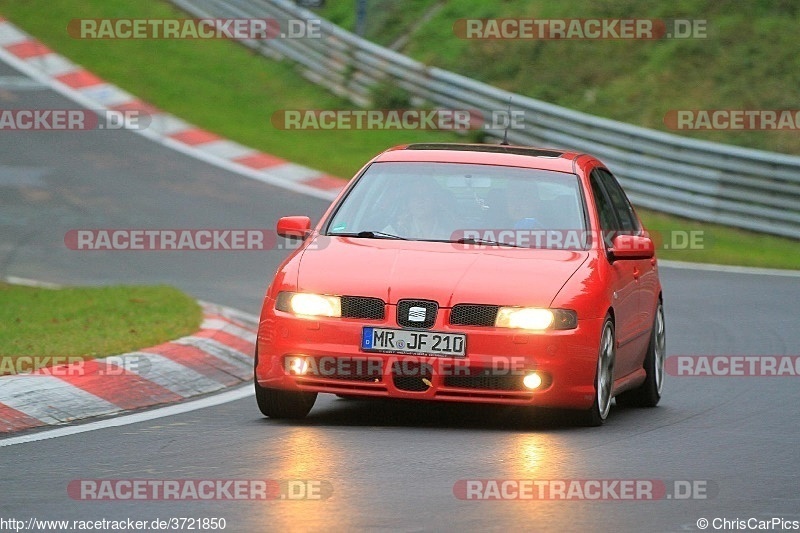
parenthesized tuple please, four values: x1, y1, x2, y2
(582, 317, 615, 426)
(616, 301, 665, 408)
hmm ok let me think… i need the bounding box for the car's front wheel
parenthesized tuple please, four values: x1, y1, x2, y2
(254, 345, 317, 419)
(581, 316, 615, 427)
(255, 380, 317, 419)
(616, 301, 665, 408)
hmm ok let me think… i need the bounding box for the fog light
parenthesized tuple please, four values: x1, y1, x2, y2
(287, 356, 310, 375)
(523, 372, 543, 390)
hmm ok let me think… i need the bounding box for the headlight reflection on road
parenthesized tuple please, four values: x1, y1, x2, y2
(500, 434, 570, 477)
(268, 428, 337, 479)
(513, 434, 549, 474)
(496, 434, 593, 526)
(253, 428, 346, 529)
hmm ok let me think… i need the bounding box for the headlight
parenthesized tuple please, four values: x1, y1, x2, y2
(276, 292, 341, 318)
(495, 307, 577, 330)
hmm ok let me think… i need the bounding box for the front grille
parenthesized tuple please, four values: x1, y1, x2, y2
(341, 296, 385, 319)
(450, 304, 500, 326)
(397, 299, 437, 329)
(444, 374, 528, 391)
(392, 361, 433, 392)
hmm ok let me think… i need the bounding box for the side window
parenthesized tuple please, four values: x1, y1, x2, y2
(597, 169, 640, 235)
(589, 171, 618, 247)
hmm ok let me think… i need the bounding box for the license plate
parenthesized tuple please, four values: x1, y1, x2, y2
(361, 327, 466, 357)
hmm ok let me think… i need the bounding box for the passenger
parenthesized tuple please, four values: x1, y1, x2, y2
(504, 180, 543, 230)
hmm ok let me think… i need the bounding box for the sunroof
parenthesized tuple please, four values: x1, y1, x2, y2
(404, 143, 564, 158)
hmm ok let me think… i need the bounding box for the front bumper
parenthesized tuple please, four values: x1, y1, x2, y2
(256, 308, 604, 410)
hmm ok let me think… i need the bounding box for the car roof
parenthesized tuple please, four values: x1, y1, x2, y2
(373, 143, 583, 173)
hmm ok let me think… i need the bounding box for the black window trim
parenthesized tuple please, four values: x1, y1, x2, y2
(590, 168, 628, 251)
(595, 167, 641, 236)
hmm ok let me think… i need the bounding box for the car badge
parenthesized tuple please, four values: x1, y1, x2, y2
(408, 306, 426, 322)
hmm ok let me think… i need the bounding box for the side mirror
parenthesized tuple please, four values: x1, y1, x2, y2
(609, 234, 654, 261)
(277, 216, 311, 239)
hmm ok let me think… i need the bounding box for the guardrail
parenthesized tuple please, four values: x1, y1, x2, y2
(171, 0, 800, 239)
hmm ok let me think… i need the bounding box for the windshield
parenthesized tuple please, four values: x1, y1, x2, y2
(326, 161, 588, 249)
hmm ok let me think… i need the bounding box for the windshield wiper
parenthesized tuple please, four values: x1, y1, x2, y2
(454, 237, 523, 248)
(329, 230, 407, 240)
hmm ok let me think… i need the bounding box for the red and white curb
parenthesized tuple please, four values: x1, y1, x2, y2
(0, 301, 257, 434)
(0, 18, 344, 201)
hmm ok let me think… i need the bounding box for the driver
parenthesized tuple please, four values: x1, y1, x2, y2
(384, 178, 454, 240)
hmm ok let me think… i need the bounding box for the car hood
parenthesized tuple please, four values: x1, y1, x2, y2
(295, 236, 589, 307)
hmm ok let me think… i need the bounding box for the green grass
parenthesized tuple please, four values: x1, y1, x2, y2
(0, 0, 796, 269)
(0, 283, 202, 372)
(318, 0, 442, 48)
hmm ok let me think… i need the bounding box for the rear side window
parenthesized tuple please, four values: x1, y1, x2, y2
(589, 171, 617, 247)
(597, 169, 640, 235)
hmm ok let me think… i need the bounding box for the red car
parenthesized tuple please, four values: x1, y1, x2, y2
(255, 143, 665, 425)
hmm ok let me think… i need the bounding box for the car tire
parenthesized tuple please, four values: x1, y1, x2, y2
(616, 301, 665, 408)
(253, 347, 317, 419)
(581, 316, 616, 427)
(254, 379, 317, 419)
